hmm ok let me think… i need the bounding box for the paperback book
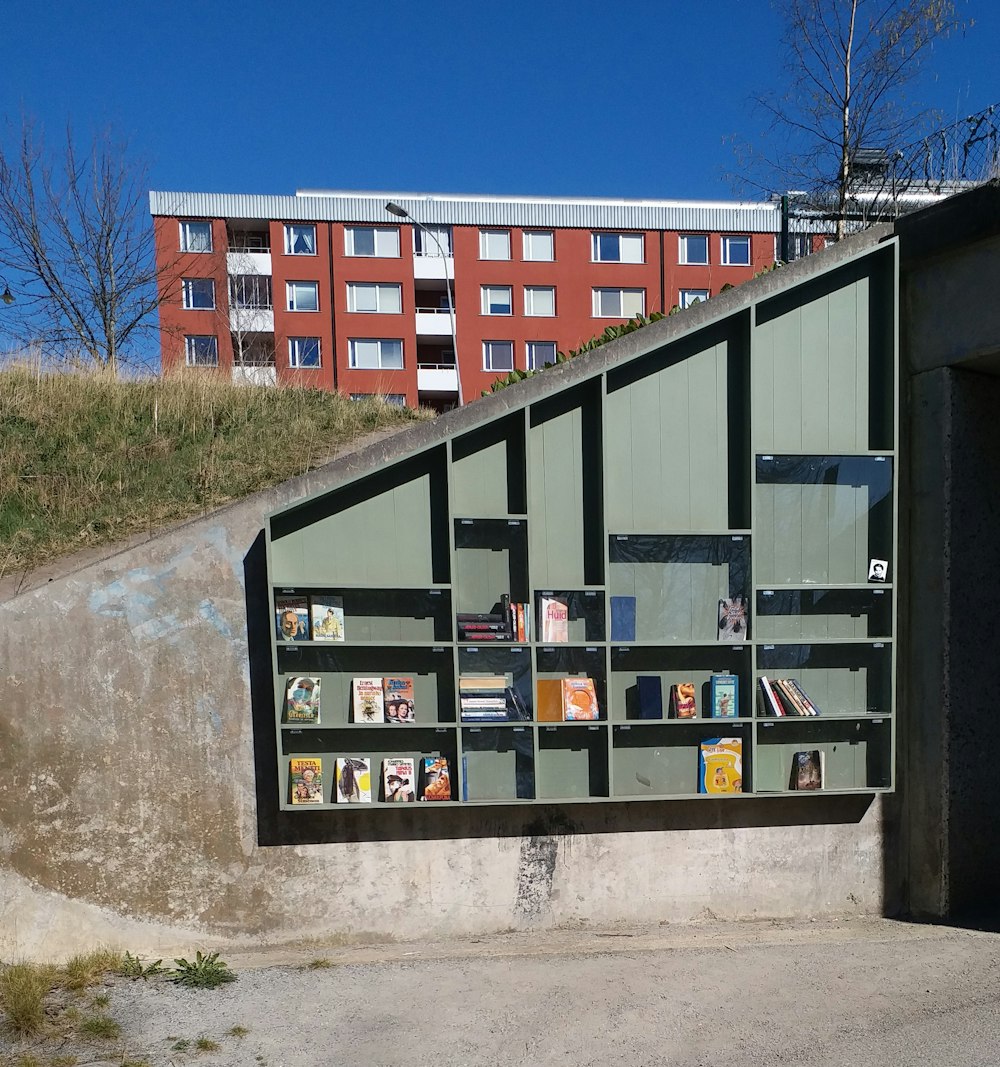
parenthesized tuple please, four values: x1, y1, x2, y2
(698, 738, 743, 794)
(284, 676, 322, 724)
(352, 676, 386, 723)
(383, 675, 416, 723)
(717, 597, 749, 642)
(335, 757, 372, 803)
(790, 750, 824, 790)
(421, 756, 452, 801)
(382, 757, 416, 802)
(275, 595, 309, 642)
(710, 674, 738, 719)
(311, 597, 345, 641)
(539, 595, 570, 643)
(670, 682, 698, 719)
(562, 676, 599, 720)
(289, 757, 324, 804)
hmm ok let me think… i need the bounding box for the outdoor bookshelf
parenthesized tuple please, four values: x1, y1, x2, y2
(266, 243, 898, 809)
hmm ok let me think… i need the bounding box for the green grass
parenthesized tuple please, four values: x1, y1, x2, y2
(305, 958, 333, 970)
(0, 364, 428, 578)
(78, 1014, 120, 1039)
(194, 1037, 220, 1052)
(226, 1025, 250, 1037)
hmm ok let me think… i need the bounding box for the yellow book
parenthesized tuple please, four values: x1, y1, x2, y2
(699, 738, 743, 794)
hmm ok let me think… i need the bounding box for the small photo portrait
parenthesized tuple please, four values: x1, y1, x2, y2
(868, 558, 888, 582)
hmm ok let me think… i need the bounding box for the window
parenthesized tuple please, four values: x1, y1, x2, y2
(480, 229, 511, 260)
(288, 337, 321, 368)
(524, 286, 555, 316)
(592, 232, 644, 263)
(345, 226, 400, 258)
(184, 335, 218, 366)
(721, 235, 751, 266)
(179, 221, 212, 253)
(229, 274, 272, 309)
(286, 281, 319, 312)
(350, 393, 407, 406)
(181, 278, 215, 310)
(349, 338, 403, 369)
(526, 341, 557, 370)
(347, 282, 402, 314)
(522, 230, 554, 261)
(414, 225, 453, 256)
(593, 288, 645, 318)
(483, 341, 514, 371)
(481, 285, 513, 315)
(679, 234, 709, 265)
(679, 289, 710, 309)
(284, 224, 316, 255)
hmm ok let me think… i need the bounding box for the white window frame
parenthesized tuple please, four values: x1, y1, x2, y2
(526, 341, 557, 370)
(286, 280, 319, 312)
(483, 340, 514, 372)
(288, 337, 321, 368)
(481, 285, 513, 316)
(522, 230, 554, 261)
(524, 286, 555, 317)
(184, 335, 218, 366)
(347, 282, 402, 314)
(721, 234, 751, 266)
(679, 234, 709, 265)
(679, 289, 710, 309)
(284, 224, 317, 256)
(479, 229, 511, 260)
(348, 338, 404, 370)
(179, 220, 213, 253)
(591, 231, 644, 264)
(592, 288, 645, 318)
(345, 226, 400, 258)
(181, 277, 215, 310)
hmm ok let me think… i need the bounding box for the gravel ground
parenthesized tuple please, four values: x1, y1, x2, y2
(5, 916, 1000, 1067)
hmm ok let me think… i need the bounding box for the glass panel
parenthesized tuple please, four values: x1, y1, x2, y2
(351, 284, 377, 312)
(183, 279, 214, 308)
(527, 342, 557, 370)
(524, 230, 553, 260)
(755, 718, 891, 791)
(484, 287, 511, 314)
(185, 336, 218, 366)
(287, 225, 316, 254)
(375, 228, 400, 256)
(351, 340, 378, 368)
(596, 289, 619, 316)
(755, 642, 891, 717)
(289, 283, 318, 311)
(755, 588, 892, 640)
(481, 229, 509, 259)
(682, 235, 708, 263)
(461, 727, 534, 801)
(485, 342, 513, 370)
(526, 287, 554, 316)
(596, 233, 619, 261)
(724, 236, 750, 265)
(380, 340, 403, 368)
(621, 233, 643, 263)
(537, 726, 609, 799)
(290, 337, 320, 368)
(349, 227, 374, 256)
(612, 722, 749, 797)
(621, 289, 644, 317)
(379, 284, 401, 314)
(181, 221, 212, 252)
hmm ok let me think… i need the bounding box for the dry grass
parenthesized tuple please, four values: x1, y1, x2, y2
(0, 362, 429, 580)
(61, 948, 121, 992)
(0, 962, 60, 1037)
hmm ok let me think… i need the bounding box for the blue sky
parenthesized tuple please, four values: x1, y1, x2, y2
(2, 0, 996, 202)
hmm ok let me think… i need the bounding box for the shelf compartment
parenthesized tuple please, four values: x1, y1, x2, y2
(755, 717, 891, 791)
(458, 644, 532, 719)
(755, 587, 892, 641)
(612, 722, 750, 797)
(534, 589, 606, 643)
(537, 724, 609, 799)
(608, 534, 750, 642)
(755, 641, 891, 717)
(461, 726, 534, 801)
(274, 586, 453, 644)
(535, 645, 607, 721)
(277, 646, 456, 725)
(609, 644, 751, 722)
(451, 412, 527, 518)
(755, 455, 893, 586)
(454, 518, 529, 613)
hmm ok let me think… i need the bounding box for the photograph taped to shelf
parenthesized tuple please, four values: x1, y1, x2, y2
(283, 676, 321, 724)
(275, 595, 309, 642)
(336, 757, 371, 803)
(382, 757, 416, 802)
(868, 558, 888, 583)
(717, 596, 748, 642)
(383, 675, 416, 723)
(311, 596, 345, 641)
(289, 757, 323, 804)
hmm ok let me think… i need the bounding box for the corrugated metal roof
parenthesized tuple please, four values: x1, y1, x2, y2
(149, 189, 805, 233)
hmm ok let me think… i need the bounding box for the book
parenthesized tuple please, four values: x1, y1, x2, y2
(626, 675, 663, 719)
(562, 676, 599, 720)
(352, 676, 385, 723)
(275, 595, 309, 642)
(421, 756, 451, 801)
(717, 596, 749, 642)
(758, 676, 784, 717)
(459, 674, 509, 690)
(610, 595, 637, 641)
(670, 681, 698, 719)
(773, 679, 809, 717)
(310, 596, 345, 641)
(539, 595, 569, 643)
(536, 678, 563, 722)
(506, 686, 532, 721)
(289, 757, 324, 804)
(335, 757, 371, 803)
(790, 750, 824, 790)
(786, 678, 821, 716)
(710, 673, 738, 718)
(382, 757, 416, 802)
(383, 675, 416, 723)
(284, 676, 321, 724)
(456, 612, 506, 623)
(698, 738, 743, 794)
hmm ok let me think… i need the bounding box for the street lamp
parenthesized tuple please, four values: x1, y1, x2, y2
(385, 201, 462, 406)
(0, 276, 14, 305)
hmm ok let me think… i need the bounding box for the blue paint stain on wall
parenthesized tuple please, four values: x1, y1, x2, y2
(198, 599, 234, 640)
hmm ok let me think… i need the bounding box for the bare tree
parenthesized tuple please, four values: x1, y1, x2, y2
(0, 120, 164, 372)
(744, 0, 968, 237)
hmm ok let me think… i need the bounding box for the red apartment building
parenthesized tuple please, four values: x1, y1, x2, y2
(150, 189, 825, 409)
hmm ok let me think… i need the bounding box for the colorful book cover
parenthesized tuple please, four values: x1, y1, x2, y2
(787, 678, 821, 716)
(710, 674, 738, 719)
(275, 595, 309, 642)
(540, 596, 570, 643)
(352, 676, 385, 723)
(382, 757, 416, 802)
(289, 757, 323, 804)
(284, 676, 321, 724)
(311, 597, 345, 642)
(717, 596, 749, 642)
(758, 676, 784, 717)
(421, 756, 451, 801)
(790, 750, 824, 790)
(383, 675, 416, 723)
(335, 757, 371, 803)
(562, 676, 599, 720)
(698, 738, 743, 794)
(671, 681, 698, 719)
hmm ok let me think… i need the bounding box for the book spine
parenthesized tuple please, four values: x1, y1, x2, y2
(759, 676, 784, 717)
(460, 632, 512, 641)
(459, 622, 511, 632)
(500, 593, 512, 637)
(456, 612, 505, 623)
(787, 678, 820, 716)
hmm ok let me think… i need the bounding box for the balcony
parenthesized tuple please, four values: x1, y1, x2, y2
(227, 251, 272, 275)
(417, 362, 459, 393)
(230, 306, 274, 333)
(413, 253, 454, 281)
(232, 365, 277, 387)
(415, 306, 454, 336)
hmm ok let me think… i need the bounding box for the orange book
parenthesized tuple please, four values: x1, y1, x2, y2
(562, 677, 599, 720)
(536, 678, 563, 722)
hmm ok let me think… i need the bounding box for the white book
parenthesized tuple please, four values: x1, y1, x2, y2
(352, 676, 385, 723)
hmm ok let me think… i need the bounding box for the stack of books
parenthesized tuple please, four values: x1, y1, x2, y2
(459, 674, 529, 722)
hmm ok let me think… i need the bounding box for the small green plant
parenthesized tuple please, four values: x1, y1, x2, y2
(195, 1037, 221, 1052)
(13, 1055, 42, 1067)
(171, 1039, 191, 1052)
(80, 1013, 120, 1039)
(119, 952, 165, 980)
(227, 1024, 250, 1037)
(50, 1057, 80, 1067)
(167, 952, 236, 989)
(92, 993, 110, 1008)
(305, 958, 333, 970)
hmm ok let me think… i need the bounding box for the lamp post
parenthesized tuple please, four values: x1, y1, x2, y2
(0, 276, 14, 305)
(385, 201, 462, 407)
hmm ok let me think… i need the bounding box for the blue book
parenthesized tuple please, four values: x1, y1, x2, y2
(710, 673, 739, 718)
(627, 675, 663, 719)
(610, 596, 637, 641)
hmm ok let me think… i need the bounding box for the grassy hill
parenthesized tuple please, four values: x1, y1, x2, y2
(0, 366, 429, 582)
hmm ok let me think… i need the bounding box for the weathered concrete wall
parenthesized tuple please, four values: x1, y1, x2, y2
(0, 426, 895, 960)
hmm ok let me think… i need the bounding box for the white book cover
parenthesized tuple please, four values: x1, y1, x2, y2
(352, 676, 385, 723)
(540, 596, 569, 643)
(336, 757, 372, 802)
